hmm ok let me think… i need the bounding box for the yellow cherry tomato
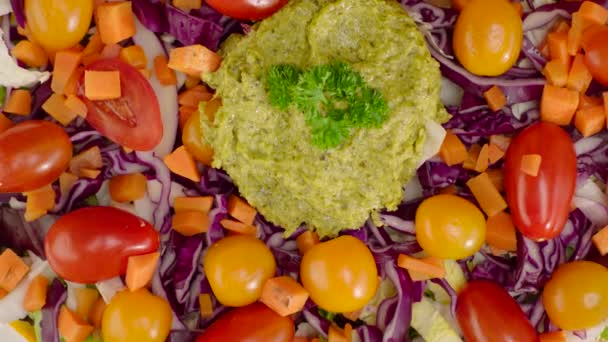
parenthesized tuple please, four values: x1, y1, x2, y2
(415, 194, 485, 260)
(203, 235, 277, 307)
(24, 0, 94, 52)
(453, 0, 523, 76)
(183, 110, 214, 166)
(102, 288, 172, 342)
(542, 261, 608, 330)
(300, 235, 378, 313)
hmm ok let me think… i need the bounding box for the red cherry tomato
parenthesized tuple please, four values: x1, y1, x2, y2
(45, 206, 160, 283)
(504, 122, 576, 241)
(456, 280, 539, 342)
(0, 120, 72, 193)
(79, 58, 163, 151)
(583, 26, 608, 86)
(196, 303, 294, 342)
(206, 0, 288, 20)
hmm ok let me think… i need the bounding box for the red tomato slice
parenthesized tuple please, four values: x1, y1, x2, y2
(504, 122, 576, 241)
(206, 0, 288, 20)
(79, 58, 163, 151)
(583, 26, 608, 86)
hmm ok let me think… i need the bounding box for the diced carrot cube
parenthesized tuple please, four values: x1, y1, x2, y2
(23, 275, 49, 312)
(463, 144, 482, 171)
(179, 86, 213, 107)
(488, 143, 505, 164)
(173, 196, 214, 213)
(220, 219, 257, 235)
(59, 172, 78, 195)
(109, 173, 148, 203)
(486, 212, 517, 252)
(96, 1, 136, 45)
(199, 293, 214, 319)
(70, 146, 103, 176)
(64, 95, 88, 118)
(164, 146, 201, 182)
(439, 131, 468, 166)
(578, 1, 608, 25)
(575, 105, 606, 137)
(24, 184, 56, 222)
(119, 45, 148, 69)
(154, 55, 178, 86)
(42, 93, 78, 126)
(125, 252, 160, 291)
(74, 287, 99, 322)
(540, 85, 579, 125)
(0, 249, 30, 292)
(12, 40, 48, 68)
(483, 86, 507, 112)
(228, 195, 257, 226)
(84, 70, 122, 100)
(52, 51, 82, 95)
(543, 60, 569, 87)
(547, 32, 571, 66)
(172, 211, 210, 236)
(466, 172, 508, 217)
(168, 45, 222, 76)
(173, 0, 202, 12)
(397, 254, 445, 281)
(521, 154, 542, 177)
(567, 54, 593, 93)
(58, 306, 95, 342)
(260, 276, 309, 317)
(296, 230, 320, 255)
(593, 225, 608, 256)
(4, 89, 32, 116)
(475, 144, 490, 173)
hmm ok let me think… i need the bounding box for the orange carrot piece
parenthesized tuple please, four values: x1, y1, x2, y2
(466, 172, 508, 217)
(567, 54, 593, 93)
(58, 306, 95, 342)
(172, 211, 210, 236)
(96, 1, 136, 45)
(487, 168, 505, 193)
(483, 86, 507, 111)
(228, 195, 257, 226)
(199, 293, 214, 318)
(578, 1, 608, 25)
(74, 287, 99, 322)
(575, 105, 606, 137)
(23, 275, 48, 312)
(52, 51, 82, 95)
(463, 144, 482, 171)
(438, 131, 468, 166)
(173, 0, 202, 12)
(0, 113, 13, 134)
(185, 75, 201, 89)
(539, 331, 566, 342)
(296, 230, 320, 255)
(59, 172, 78, 195)
(521, 154, 542, 177)
(540, 85, 579, 125)
(328, 324, 351, 342)
(552, 20, 571, 34)
(42, 93, 78, 126)
(0, 249, 30, 292)
(109, 173, 148, 203)
(82, 53, 101, 67)
(592, 225, 608, 256)
(579, 94, 603, 110)
(179, 106, 196, 129)
(220, 219, 257, 235)
(4, 89, 32, 116)
(24, 184, 56, 222)
(153, 55, 178, 86)
(79, 168, 101, 179)
(547, 32, 571, 66)
(83, 33, 104, 57)
(70, 146, 103, 176)
(179, 87, 213, 107)
(260, 276, 310, 317)
(168, 45, 222, 76)
(64, 95, 88, 118)
(12, 40, 48, 68)
(88, 297, 106, 329)
(99, 44, 123, 59)
(475, 144, 490, 173)
(64, 67, 84, 96)
(397, 254, 445, 281)
(486, 212, 517, 252)
(84, 70, 122, 100)
(488, 143, 505, 164)
(543, 59, 569, 87)
(0, 288, 7, 300)
(568, 13, 591, 56)
(164, 146, 201, 182)
(126, 252, 160, 291)
(119, 45, 148, 69)
(173, 196, 214, 213)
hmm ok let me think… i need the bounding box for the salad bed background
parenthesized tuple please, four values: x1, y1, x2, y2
(3, 0, 608, 341)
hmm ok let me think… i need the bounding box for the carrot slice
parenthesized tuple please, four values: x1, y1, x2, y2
(83, 33, 104, 57)
(59, 172, 78, 195)
(42, 93, 78, 126)
(568, 13, 592, 56)
(52, 51, 82, 95)
(168, 45, 222, 76)
(463, 144, 482, 171)
(74, 287, 99, 322)
(567, 54, 593, 93)
(397, 254, 445, 281)
(109, 173, 148, 203)
(521, 154, 542, 177)
(84, 70, 122, 101)
(486, 212, 517, 252)
(540, 85, 579, 125)
(164, 146, 201, 182)
(12, 40, 48, 68)
(220, 219, 257, 235)
(466, 172, 508, 217)
(486, 168, 505, 193)
(543, 60, 569, 87)
(483, 86, 507, 112)
(579, 94, 603, 110)
(228, 195, 257, 226)
(439, 131, 468, 166)
(0, 249, 30, 292)
(578, 1, 608, 25)
(58, 306, 95, 342)
(552, 20, 571, 34)
(475, 144, 490, 173)
(488, 143, 505, 164)
(199, 293, 214, 318)
(153, 55, 178, 86)
(539, 331, 566, 342)
(70, 146, 103, 176)
(592, 225, 608, 256)
(173, 196, 214, 213)
(96, 1, 136, 45)
(0, 113, 14, 134)
(23, 275, 48, 312)
(172, 211, 210, 236)
(296, 230, 320, 255)
(126, 252, 160, 292)
(24, 184, 56, 222)
(328, 324, 352, 342)
(119, 45, 147, 69)
(260, 276, 309, 317)
(547, 32, 571, 66)
(575, 105, 606, 137)
(82, 53, 101, 67)
(179, 86, 213, 107)
(88, 297, 106, 329)
(64, 95, 88, 118)
(185, 75, 201, 89)
(4, 89, 32, 116)
(173, 0, 202, 11)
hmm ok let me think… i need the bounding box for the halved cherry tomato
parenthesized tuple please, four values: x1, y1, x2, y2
(79, 59, 163, 151)
(206, 0, 288, 20)
(196, 303, 294, 342)
(44, 206, 160, 283)
(583, 26, 608, 86)
(504, 122, 576, 241)
(456, 280, 538, 342)
(0, 120, 72, 193)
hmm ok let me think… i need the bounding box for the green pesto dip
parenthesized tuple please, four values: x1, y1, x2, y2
(203, 0, 449, 237)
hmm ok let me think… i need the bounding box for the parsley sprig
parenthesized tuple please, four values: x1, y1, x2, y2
(266, 61, 389, 149)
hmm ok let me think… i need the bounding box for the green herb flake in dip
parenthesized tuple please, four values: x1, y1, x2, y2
(203, 0, 449, 237)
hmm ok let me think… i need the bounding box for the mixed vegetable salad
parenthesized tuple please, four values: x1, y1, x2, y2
(1, 0, 608, 341)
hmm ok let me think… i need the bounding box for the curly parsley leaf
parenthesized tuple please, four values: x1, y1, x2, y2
(266, 64, 302, 110)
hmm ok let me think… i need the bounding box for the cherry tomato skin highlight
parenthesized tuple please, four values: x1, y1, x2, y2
(0, 120, 72, 193)
(203, 235, 277, 307)
(456, 280, 539, 342)
(504, 122, 576, 241)
(102, 289, 172, 342)
(543, 261, 608, 330)
(453, 0, 523, 76)
(25, 0, 93, 52)
(79, 59, 163, 151)
(44, 206, 160, 283)
(415, 194, 486, 259)
(206, 0, 289, 20)
(584, 27, 608, 86)
(300, 235, 378, 313)
(196, 303, 294, 342)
